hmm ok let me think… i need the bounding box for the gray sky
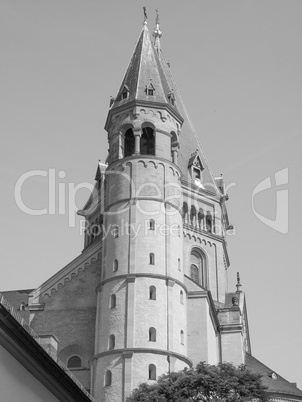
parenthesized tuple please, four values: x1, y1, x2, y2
(1, 0, 302, 389)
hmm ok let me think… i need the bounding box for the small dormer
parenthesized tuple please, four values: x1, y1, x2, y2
(188, 150, 204, 185)
(120, 85, 129, 101)
(145, 82, 155, 97)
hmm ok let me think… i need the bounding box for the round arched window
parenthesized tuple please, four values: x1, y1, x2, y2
(190, 249, 206, 288)
(67, 355, 81, 369)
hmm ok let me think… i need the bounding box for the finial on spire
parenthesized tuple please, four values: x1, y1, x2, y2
(155, 8, 160, 25)
(143, 6, 147, 24)
(236, 272, 242, 293)
(153, 8, 162, 54)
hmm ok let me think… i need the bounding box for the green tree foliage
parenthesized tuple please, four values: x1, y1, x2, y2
(126, 362, 269, 402)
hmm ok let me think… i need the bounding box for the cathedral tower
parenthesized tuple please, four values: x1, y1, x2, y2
(91, 19, 190, 401)
(91, 14, 236, 401)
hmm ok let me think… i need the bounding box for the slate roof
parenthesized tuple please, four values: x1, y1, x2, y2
(111, 23, 177, 112)
(110, 22, 220, 194)
(245, 353, 302, 399)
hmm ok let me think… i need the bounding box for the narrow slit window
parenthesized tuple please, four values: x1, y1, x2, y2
(149, 253, 155, 265)
(149, 327, 156, 342)
(178, 258, 181, 271)
(113, 259, 118, 272)
(149, 219, 155, 230)
(110, 294, 116, 309)
(148, 364, 156, 380)
(109, 334, 115, 350)
(149, 286, 156, 300)
(105, 370, 112, 386)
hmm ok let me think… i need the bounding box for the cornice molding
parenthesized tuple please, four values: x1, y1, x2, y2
(105, 99, 184, 132)
(29, 244, 102, 303)
(96, 273, 187, 293)
(90, 348, 192, 368)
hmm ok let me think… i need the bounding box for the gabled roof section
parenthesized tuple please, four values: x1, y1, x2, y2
(111, 23, 178, 112)
(188, 150, 204, 170)
(245, 353, 302, 399)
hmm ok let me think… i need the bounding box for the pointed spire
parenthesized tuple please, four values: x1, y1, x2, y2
(236, 272, 242, 293)
(106, 12, 222, 195)
(153, 8, 162, 54)
(108, 17, 180, 116)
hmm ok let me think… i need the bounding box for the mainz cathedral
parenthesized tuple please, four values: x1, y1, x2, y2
(3, 11, 302, 402)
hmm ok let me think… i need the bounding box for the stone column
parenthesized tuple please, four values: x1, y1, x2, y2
(171, 142, 179, 164)
(133, 128, 141, 154)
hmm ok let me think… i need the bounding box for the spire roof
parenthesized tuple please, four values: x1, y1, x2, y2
(108, 16, 221, 194)
(110, 22, 179, 115)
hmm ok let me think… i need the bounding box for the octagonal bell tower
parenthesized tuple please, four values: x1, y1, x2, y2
(91, 18, 191, 402)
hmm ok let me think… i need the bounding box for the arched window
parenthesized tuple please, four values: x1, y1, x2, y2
(198, 209, 204, 229)
(182, 202, 188, 222)
(148, 364, 156, 380)
(124, 128, 135, 157)
(110, 294, 116, 309)
(149, 327, 156, 342)
(105, 370, 112, 386)
(149, 219, 155, 230)
(206, 212, 212, 232)
(140, 127, 155, 156)
(149, 253, 155, 265)
(180, 290, 184, 304)
(190, 249, 206, 288)
(109, 335, 115, 350)
(180, 330, 184, 345)
(190, 205, 197, 225)
(113, 259, 118, 272)
(178, 258, 181, 271)
(67, 355, 81, 369)
(149, 286, 156, 300)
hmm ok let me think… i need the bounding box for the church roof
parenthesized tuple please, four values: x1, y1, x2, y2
(245, 353, 302, 399)
(111, 23, 178, 113)
(108, 20, 220, 194)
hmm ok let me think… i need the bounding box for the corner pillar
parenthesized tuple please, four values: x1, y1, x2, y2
(123, 351, 134, 400)
(126, 276, 136, 348)
(167, 279, 175, 351)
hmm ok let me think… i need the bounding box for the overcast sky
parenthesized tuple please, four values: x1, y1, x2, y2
(1, 0, 302, 389)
